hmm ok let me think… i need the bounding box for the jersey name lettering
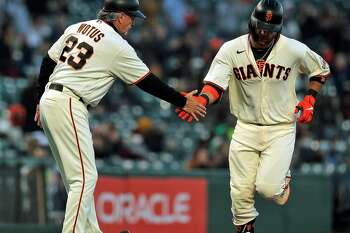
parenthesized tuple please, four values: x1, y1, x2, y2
(233, 63, 291, 81)
(77, 23, 105, 43)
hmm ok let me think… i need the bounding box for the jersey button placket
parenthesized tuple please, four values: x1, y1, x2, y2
(258, 77, 266, 123)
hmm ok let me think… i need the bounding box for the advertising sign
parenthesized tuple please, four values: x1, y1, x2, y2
(94, 177, 207, 233)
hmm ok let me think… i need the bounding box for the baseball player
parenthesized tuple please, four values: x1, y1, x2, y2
(177, 0, 330, 232)
(33, 0, 206, 232)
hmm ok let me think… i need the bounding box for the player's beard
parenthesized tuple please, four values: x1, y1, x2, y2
(255, 36, 274, 48)
(250, 29, 277, 49)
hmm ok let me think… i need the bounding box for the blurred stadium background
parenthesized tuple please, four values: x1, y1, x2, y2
(0, 0, 350, 232)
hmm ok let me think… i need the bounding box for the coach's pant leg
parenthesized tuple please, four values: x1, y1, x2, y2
(40, 94, 101, 233)
(255, 124, 295, 199)
(85, 200, 102, 233)
(72, 110, 102, 233)
(82, 130, 103, 233)
(61, 99, 102, 233)
(229, 138, 260, 226)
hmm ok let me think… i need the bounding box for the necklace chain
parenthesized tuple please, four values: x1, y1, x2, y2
(254, 39, 275, 74)
(257, 39, 275, 61)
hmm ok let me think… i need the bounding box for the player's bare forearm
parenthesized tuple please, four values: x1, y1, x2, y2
(308, 80, 323, 93)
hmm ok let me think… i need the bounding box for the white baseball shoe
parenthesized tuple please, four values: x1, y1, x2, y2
(274, 176, 291, 205)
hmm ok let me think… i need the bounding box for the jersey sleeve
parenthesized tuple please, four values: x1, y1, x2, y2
(203, 43, 233, 90)
(110, 43, 150, 84)
(299, 47, 330, 78)
(48, 27, 72, 62)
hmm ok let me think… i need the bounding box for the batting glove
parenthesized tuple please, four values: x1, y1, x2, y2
(176, 95, 207, 123)
(294, 95, 316, 124)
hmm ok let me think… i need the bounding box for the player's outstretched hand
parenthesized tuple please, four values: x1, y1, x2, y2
(177, 90, 207, 123)
(294, 95, 315, 124)
(34, 104, 42, 128)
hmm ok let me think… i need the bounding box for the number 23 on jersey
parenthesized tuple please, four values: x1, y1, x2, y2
(59, 36, 94, 70)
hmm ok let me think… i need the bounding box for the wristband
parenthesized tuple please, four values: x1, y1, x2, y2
(307, 89, 318, 98)
(199, 94, 210, 106)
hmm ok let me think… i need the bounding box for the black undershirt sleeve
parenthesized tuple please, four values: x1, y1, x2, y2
(135, 73, 187, 108)
(36, 54, 57, 103)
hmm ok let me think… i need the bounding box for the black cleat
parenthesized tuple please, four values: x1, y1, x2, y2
(235, 219, 255, 233)
(119, 231, 130, 233)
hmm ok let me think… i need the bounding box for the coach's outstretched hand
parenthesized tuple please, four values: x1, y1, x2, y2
(177, 90, 207, 122)
(181, 90, 207, 122)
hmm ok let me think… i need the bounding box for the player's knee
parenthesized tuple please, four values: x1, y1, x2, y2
(80, 173, 97, 196)
(70, 172, 97, 191)
(86, 171, 98, 186)
(255, 183, 279, 199)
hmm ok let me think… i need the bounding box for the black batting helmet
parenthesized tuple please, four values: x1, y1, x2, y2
(249, 0, 283, 33)
(101, 0, 146, 19)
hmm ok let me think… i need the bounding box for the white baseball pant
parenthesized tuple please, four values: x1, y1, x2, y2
(229, 120, 295, 226)
(40, 87, 102, 233)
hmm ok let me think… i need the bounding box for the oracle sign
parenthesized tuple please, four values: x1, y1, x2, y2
(94, 177, 207, 233)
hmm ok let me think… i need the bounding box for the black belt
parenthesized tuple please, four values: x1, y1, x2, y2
(49, 83, 90, 108)
(253, 123, 275, 126)
(242, 121, 274, 126)
(49, 83, 63, 92)
(248, 122, 288, 126)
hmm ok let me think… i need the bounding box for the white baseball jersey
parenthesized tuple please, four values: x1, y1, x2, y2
(48, 19, 150, 107)
(204, 34, 330, 125)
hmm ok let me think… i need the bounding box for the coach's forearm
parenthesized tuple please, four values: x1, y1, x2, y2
(135, 73, 187, 107)
(36, 54, 57, 103)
